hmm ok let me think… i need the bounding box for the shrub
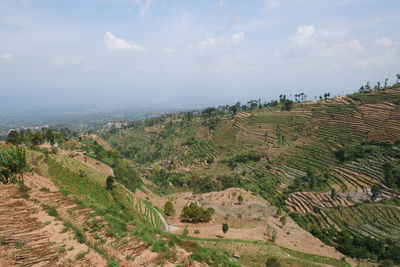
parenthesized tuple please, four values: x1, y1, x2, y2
(164, 201, 175, 216)
(238, 194, 243, 204)
(6, 131, 22, 145)
(106, 175, 114, 191)
(183, 226, 189, 236)
(222, 223, 229, 234)
(107, 258, 120, 267)
(266, 257, 281, 267)
(40, 187, 50, 192)
(76, 250, 89, 260)
(42, 204, 59, 218)
(280, 216, 287, 226)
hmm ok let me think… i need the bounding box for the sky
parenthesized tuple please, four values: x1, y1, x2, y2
(0, 0, 400, 110)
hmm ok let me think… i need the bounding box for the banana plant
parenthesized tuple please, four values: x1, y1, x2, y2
(0, 146, 31, 184)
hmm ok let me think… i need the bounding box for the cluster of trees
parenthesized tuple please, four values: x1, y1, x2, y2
(189, 173, 247, 194)
(383, 160, 400, 188)
(180, 203, 215, 223)
(359, 79, 391, 94)
(336, 230, 400, 264)
(6, 128, 69, 147)
(278, 95, 294, 111)
(334, 144, 372, 162)
(220, 151, 261, 168)
(148, 168, 186, 189)
(319, 92, 331, 100)
(357, 74, 400, 94)
(294, 93, 307, 102)
(290, 167, 329, 191)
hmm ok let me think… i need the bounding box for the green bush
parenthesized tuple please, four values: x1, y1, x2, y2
(164, 201, 175, 216)
(107, 258, 120, 267)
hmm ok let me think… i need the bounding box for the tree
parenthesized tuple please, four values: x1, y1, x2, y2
(238, 194, 244, 204)
(282, 99, 294, 111)
(280, 215, 287, 226)
(29, 132, 44, 146)
(397, 74, 400, 84)
(106, 175, 114, 190)
(6, 131, 22, 145)
(271, 231, 277, 242)
(331, 188, 337, 199)
(307, 167, 316, 189)
(182, 225, 189, 236)
(275, 207, 282, 218)
(44, 129, 55, 145)
(164, 201, 175, 216)
(0, 146, 30, 184)
(265, 257, 281, 267)
(222, 223, 229, 234)
(371, 185, 380, 201)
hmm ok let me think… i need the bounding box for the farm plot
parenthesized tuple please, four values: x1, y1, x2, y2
(127, 193, 162, 230)
(206, 122, 238, 159)
(298, 203, 400, 241)
(286, 192, 355, 215)
(282, 145, 335, 172)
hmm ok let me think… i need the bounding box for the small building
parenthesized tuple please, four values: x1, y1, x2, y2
(233, 252, 240, 258)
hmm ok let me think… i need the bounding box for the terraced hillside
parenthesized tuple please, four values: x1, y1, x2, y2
(2, 84, 400, 266)
(99, 84, 400, 265)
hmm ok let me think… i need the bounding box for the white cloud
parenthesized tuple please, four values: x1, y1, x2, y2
(0, 53, 13, 60)
(231, 32, 245, 44)
(214, 54, 250, 75)
(229, 18, 275, 31)
(319, 29, 347, 39)
(196, 37, 217, 50)
(355, 51, 394, 69)
(137, 0, 153, 18)
(319, 39, 364, 56)
(219, 0, 226, 6)
(51, 55, 86, 67)
(265, 0, 280, 10)
(194, 32, 245, 51)
(162, 48, 177, 53)
(104, 31, 143, 51)
(294, 25, 315, 46)
(273, 45, 290, 57)
(374, 37, 392, 48)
